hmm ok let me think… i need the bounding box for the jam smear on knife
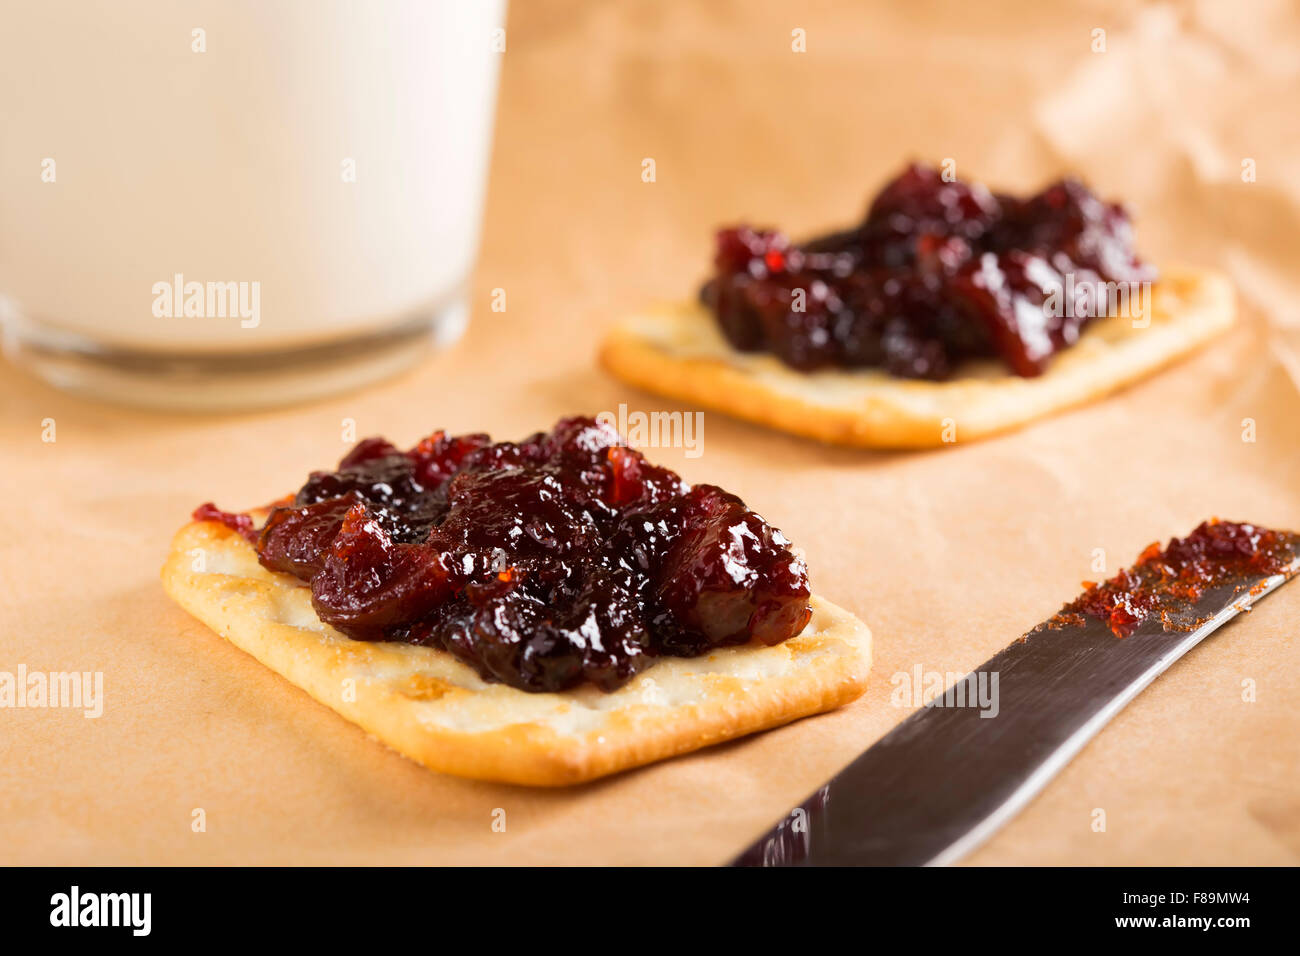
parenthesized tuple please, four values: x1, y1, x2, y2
(1044, 520, 1298, 638)
(701, 163, 1155, 379)
(192, 417, 812, 694)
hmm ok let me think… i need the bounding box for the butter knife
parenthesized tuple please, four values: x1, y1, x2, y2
(731, 538, 1300, 866)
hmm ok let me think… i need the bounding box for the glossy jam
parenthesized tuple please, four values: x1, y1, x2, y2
(701, 163, 1155, 379)
(194, 417, 812, 693)
(1054, 520, 1298, 637)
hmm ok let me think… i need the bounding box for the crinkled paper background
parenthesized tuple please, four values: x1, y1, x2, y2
(1, 0, 1297, 863)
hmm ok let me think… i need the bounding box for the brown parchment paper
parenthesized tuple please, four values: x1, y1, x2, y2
(2, 0, 1298, 865)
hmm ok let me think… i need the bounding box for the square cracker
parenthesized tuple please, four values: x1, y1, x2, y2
(599, 268, 1234, 448)
(161, 518, 872, 786)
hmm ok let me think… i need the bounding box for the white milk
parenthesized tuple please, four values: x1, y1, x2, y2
(0, 1, 504, 362)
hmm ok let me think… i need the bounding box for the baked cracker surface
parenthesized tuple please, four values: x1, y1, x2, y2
(599, 268, 1234, 448)
(161, 518, 872, 786)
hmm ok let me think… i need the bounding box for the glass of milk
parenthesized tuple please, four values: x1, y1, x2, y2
(0, 0, 506, 409)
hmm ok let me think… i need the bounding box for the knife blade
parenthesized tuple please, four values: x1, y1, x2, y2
(730, 541, 1300, 866)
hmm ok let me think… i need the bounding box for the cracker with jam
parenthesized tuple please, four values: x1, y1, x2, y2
(162, 417, 871, 785)
(601, 164, 1234, 448)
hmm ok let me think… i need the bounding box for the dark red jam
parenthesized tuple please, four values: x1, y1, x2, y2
(1048, 520, 1298, 638)
(193, 417, 812, 693)
(701, 163, 1155, 379)
(193, 501, 259, 544)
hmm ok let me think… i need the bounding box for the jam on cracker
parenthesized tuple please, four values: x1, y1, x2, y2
(701, 163, 1154, 379)
(195, 417, 812, 694)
